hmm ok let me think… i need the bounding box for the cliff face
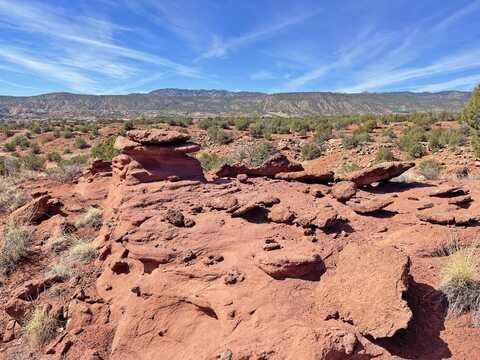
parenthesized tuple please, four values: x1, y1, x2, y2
(0, 89, 471, 120)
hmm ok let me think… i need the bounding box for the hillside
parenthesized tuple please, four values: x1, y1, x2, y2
(0, 89, 471, 120)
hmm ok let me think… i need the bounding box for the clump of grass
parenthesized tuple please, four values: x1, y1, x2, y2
(46, 164, 83, 183)
(375, 147, 394, 163)
(439, 246, 480, 316)
(47, 233, 75, 253)
(301, 143, 322, 160)
(0, 177, 29, 213)
(74, 207, 103, 229)
(431, 237, 462, 257)
(48, 262, 73, 280)
(0, 222, 32, 274)
(418, 159, 443, 180)
(196, 152, 231, 173)
(69, 241, 96, 263)
(24, 307, 58, 346)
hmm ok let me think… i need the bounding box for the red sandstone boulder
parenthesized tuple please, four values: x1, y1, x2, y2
(9, 194, 63, 223)
(343, 161, 415, 186)
(347, 197, 394, 214)
(126, 129, 190, 145)
(216, 153, 303, 178)
(275, 170, 334, 184)
(331, 181, 357, 202)
(316, 243, 412, 338)
(254, 251, 324, 279)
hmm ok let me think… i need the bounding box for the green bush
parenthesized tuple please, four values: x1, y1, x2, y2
(418, 159, 442, 180)
(249, 142, 277, 166)
(342, 131, 370, 149)
(407, 143, 426, 159)
(46, 152, 62, 162)
(62, 129, 74, 139)
(91, 137, 119, 161)
(75, 137, 88, 149)
(461, 85, 480, 130)
(375, 148, 394, 163)
(301, 143, 322, 160)
(21, 154, 46, 171)
(207, 126, 233, 145)
(196, 152, 231, 172)
(234, 118, 251, 131)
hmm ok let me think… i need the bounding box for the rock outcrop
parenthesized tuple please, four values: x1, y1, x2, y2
(331, 181, 357, 202)
(112, 129, 204, 185)
(215, 153, 303, 178)
(343, 161, 415, 186)
(275, 169, 334, 184)
(316, 243, 412, 339)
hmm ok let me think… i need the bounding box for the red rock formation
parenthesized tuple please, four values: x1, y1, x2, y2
(112, 129, 205, 185)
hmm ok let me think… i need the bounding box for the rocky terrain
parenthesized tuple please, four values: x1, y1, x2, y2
(0, 89, 470, 120)
(1, 122, 480, 359)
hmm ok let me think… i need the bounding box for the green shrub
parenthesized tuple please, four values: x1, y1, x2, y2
(30, 143, 41, 155)
(342, 131, 370, 149)
(0, 157, 21, 176)
(0, 222, 32, 274)
(25, 307, 58, 346)
(46, 152, 62, 162)
(207, 126, 233, 145)
(301, 143, 322, 160)
(196, 152, 231, 173)
(407, 143, 426, 159)
(20, 154, 46, 171)
(3, 142, 16, 152)
(418, 159, 442, 180)
(91, 136, 119, 161)
(249, 142, 277, 166)
(59, 155, 88, 167)
(375, 148, 394, 163)
(62, 130, 73, 139)
(234, 118, 251, 131)
(75, 137, 88, 149)
(461, 84, 480, 130)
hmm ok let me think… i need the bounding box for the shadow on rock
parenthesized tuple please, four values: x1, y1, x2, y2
(371, 279, 451, 360)
(364, 182, 435, 195)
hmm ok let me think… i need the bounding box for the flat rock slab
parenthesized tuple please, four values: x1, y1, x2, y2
(254, 251, 324, 279)
(275, 170, 334, 184)
(127, 129, 190, 145)
(348, 198, 394, 214)
(316, 243, 412, 339)
(417, 211, 479, 226)
(216, 153, 303, 178)
(343, 161, 415, 186)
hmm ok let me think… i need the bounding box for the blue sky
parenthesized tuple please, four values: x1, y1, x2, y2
(0, 0, 479, 96)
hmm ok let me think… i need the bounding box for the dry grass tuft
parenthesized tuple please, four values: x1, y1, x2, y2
(0, 222, 32, 274)
(24, 307, 58, 346)
(439, 246, 480, 316)
(48, 262, 73, 280)
(74, 207, 103, 229)
(69, 241, 96, 263)
(0, 177, 29, 213)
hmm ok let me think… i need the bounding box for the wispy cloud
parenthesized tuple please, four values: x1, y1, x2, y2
(433, 0, 480, 31)
(0, 47, 97, 91)
(198, 10, 320, 60)
(339, 48, 480, 92)
(413, 74, 480, 92)
(284, 30, 391, 90)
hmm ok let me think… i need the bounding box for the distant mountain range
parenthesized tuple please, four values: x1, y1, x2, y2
(0, 89, 471, 120)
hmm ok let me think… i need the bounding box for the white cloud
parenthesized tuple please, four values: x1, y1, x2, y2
(413, 74, 480, 92)
(339, 48, 480, 93)
(199, 10, 320, 60)
(433, 0, 480, 31)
